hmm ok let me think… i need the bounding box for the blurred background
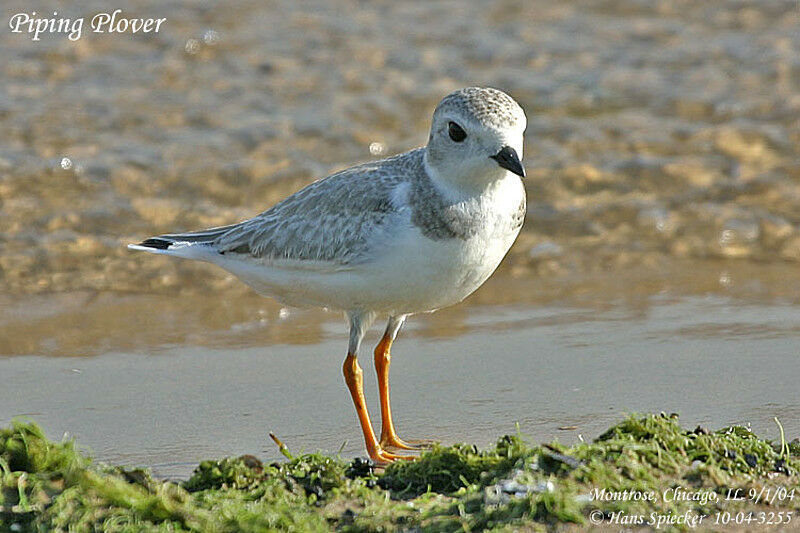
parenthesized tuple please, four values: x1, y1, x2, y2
(1, 0, 799, 477)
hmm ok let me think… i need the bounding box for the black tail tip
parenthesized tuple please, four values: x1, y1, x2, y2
(138, 238, 173, 250)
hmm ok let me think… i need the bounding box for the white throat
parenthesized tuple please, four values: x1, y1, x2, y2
(422, 149, 508, 202)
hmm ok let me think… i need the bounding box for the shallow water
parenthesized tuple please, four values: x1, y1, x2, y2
(1, 0, 798, 295)
(3, 267, 800, 479)
(2, 0, 800, 478)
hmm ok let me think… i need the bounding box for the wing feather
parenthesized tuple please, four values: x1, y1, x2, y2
(213, 150, 421, 265)
(131, 149, 425, 269)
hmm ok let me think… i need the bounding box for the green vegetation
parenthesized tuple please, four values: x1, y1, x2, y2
(1, 414, 798, 532)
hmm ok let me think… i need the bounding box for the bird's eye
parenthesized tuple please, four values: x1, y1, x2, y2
(448, 122, 467, 142)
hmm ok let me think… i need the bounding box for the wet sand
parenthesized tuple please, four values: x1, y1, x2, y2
(3, 270, 800, 479)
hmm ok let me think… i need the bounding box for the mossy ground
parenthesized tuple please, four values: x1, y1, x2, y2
(1, 414, 798, 532)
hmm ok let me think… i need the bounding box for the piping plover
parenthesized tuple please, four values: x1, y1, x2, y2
(130, 87, 527, 462)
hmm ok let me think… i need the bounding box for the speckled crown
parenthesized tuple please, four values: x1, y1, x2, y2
(434, 87, 523, 128)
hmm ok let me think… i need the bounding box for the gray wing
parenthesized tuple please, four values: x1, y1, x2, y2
(208, 150, 422, 266)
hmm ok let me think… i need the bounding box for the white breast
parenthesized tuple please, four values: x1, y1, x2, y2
(352, 174, 525, 314)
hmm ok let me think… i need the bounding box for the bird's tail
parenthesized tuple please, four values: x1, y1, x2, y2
(127, 223, 239, 259)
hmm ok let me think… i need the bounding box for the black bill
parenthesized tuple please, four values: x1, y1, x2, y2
(490, 146, 525, 177)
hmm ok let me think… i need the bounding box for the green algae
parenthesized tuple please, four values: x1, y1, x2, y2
(1, 414, 798, 532)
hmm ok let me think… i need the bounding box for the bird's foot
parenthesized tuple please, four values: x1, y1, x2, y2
(369, 446, 417, 465)
(380, 434, 437, 452)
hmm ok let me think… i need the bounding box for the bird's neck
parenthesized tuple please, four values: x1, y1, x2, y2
(423, 151, 509, 203)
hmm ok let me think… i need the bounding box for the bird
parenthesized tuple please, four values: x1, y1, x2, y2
(129, 86, 527, 463)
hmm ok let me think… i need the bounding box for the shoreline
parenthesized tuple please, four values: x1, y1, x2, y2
(2, 414, 798, 531)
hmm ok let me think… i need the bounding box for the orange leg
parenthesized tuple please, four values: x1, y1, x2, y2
(374, 320, 435, 451)
(342, 352, 413, 464)
(374, 333, 416, 450)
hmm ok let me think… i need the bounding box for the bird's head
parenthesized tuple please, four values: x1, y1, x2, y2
(425, 87, 527, 193)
